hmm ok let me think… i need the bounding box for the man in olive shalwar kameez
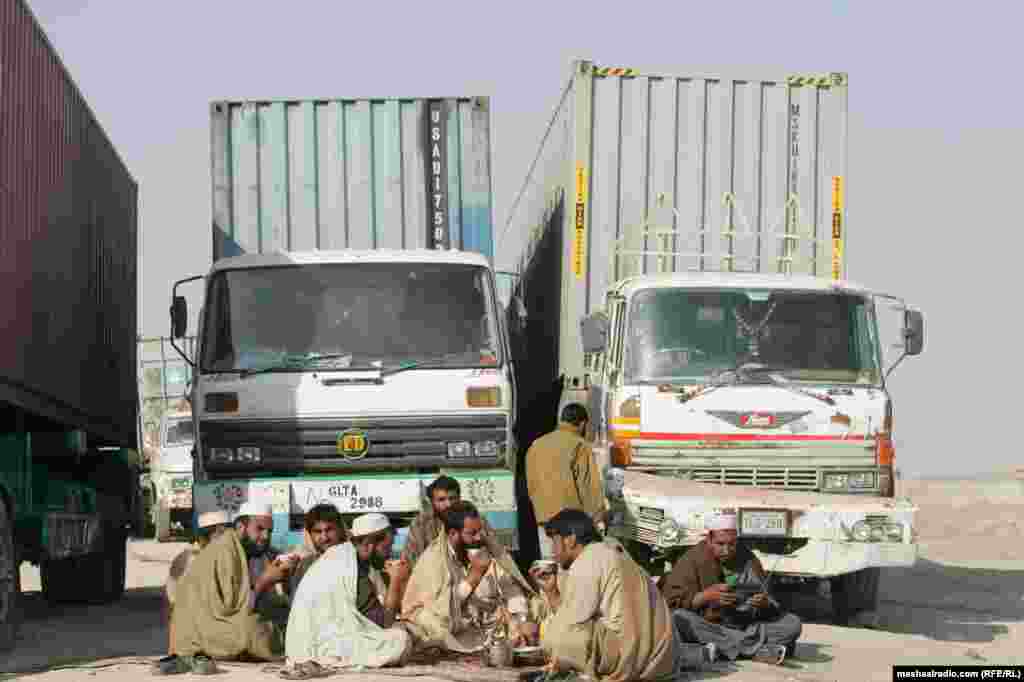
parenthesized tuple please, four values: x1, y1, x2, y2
(156, 503, 295, 675)
(524, 509, 713, 682)
(660, 511, 802, 665)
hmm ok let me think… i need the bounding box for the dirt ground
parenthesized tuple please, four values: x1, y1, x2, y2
(2, 476, 1022, 682)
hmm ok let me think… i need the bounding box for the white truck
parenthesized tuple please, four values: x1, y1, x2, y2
(149, 410, 195, 541)
(169, 97, 519, 554)
(501, 60, 923, 622)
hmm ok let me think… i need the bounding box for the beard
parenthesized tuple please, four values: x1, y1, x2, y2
(240, 535, 268, 559)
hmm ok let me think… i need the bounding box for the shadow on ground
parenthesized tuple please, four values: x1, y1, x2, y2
(0, 587, 167, 676)
(778, 558, 1023, 645)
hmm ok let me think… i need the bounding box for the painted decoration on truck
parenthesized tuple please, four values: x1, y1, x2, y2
(573, 163, 588, 279)
(196, 480, 288, 517)
(450, 474, 515, 512)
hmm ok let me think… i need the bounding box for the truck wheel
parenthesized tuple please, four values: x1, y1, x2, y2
(0, 501, 22, 651)
(99, 532, 127, 602)
(830, 567, 880, 625)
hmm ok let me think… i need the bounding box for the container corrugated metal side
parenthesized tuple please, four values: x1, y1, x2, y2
(211, 97, 494, 263)
(0, 0, 138, 447)
(499, 59, 849, 390)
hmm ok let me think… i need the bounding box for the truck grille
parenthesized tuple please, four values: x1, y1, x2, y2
(618, 505, 665, 545)
(688, 467, 819, 490)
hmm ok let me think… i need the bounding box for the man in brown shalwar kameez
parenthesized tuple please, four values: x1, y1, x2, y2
(524, 509, 713, 681)
(660, 510, 802, 665)
(525, 404, 608, 560)
(400, 475, 496, 567)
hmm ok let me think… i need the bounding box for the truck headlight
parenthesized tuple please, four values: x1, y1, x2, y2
(209, 447, 235, 463)
(236, 447, 262, 463)
(657, 518, 682, 546)
(473, 441, 499, 457)
(605, 468, 625, 500)
(824, 471, 876, 491)
(447, 441, 472, 458)
(851, 519, 904, 543)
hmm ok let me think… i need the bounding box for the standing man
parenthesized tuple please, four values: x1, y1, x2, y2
(659, 511, 802, 665)
(287, 503, 346, 595)
(163, 511, 230, 656)
(526, 403, 607, 559)
(401, 475, 495, 567)
(284, 513, 414, 674)
(526, 509, 713, 680)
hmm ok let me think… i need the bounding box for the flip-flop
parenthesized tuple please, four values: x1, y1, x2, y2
(279, 661, 331, 679)
(752, 644, 786, 665)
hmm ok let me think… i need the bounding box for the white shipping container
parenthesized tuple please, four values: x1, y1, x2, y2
(499, 59, 849, 392)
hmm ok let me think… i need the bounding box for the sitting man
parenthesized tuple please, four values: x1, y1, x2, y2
(158, 502, 296, 675)
(286, 503, 346, 595)
(527, 509, 714, 681)
(164, 510, 231, 656)
(660, 510, 802, 665)
(284, 513, 414, 674)
(401, 501, 537, 653)
(401, 475, 496, 567)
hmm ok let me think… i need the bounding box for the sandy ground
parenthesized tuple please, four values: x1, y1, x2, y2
(2, 477, 1022, 682)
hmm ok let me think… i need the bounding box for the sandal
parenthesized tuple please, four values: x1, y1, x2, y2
(279, 661, 331, 679)
(752, 644, 786, 665)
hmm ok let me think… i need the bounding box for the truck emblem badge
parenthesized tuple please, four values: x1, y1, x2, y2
(337, 429, 369, 459)
(706, 410, 811, 429)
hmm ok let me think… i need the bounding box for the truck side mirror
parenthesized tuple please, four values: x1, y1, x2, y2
(904, 309, 924, 356)
(171, 296, 188, 339)
(580, 312, 610, 353)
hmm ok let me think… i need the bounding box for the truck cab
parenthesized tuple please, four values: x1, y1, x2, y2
(171, 249, 519, 553)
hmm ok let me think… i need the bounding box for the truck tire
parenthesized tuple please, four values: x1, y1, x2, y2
(99, 531, 127, 602)
(830, 567, 880, 625)
(0, 501, 21, 651)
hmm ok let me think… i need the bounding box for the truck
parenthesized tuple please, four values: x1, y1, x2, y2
(501, 60, 924, 623)
(0, 0, 142, 650)
(149, 410, 196, 541)
(169, 96, 519, 555)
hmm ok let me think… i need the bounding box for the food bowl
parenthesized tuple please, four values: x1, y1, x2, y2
(512, 645, 546, 666)
(531, 559, 557, 575)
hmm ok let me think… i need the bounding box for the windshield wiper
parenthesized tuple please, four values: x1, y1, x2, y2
(236, 352, 353, 378)
(380, 351, 488, 378)
(723, 362, 836, 406)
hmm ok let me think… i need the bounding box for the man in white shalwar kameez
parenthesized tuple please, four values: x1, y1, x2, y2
(284, 513, 413, 675)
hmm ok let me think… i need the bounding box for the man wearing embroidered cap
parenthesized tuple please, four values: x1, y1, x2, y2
(158, 501, 293, 675)
(283, 513, 414, 676)
(660, 510, 802, 666)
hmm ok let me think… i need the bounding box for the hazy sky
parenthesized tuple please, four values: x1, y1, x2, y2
(28, 0, 1023, 477)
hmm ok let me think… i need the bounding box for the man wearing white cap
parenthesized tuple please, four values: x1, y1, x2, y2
(163, 510, 231, 656)
(159, 502, 294, 675)
(660, 510, 802, 666)
(283, 513, 414, 676)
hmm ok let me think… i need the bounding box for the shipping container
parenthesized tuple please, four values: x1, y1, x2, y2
(0, 0, 139, 447)
(499, 59, 848, 397)
(211, 97, 494, 262)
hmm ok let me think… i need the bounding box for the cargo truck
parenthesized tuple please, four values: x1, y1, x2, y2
(501, 60, 923, 623)
(170, 97, 519, 555)
(0, 0, 142, 650)
(150, 410, 195, 541)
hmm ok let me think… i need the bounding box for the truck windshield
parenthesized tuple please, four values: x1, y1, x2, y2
(164, 419, 194, 446)
(200, 262, 501, 373)
(623, 288, 881, 386)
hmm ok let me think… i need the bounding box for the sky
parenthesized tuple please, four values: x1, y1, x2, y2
(28, 0, 1023, 478)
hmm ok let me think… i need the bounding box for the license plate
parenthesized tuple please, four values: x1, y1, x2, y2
(171, 478, 192, 491)
(292, 479, 423, 514)
(739, 510, 788, 537)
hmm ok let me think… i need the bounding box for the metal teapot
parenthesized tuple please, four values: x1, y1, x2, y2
(485, 637, 513, 668)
